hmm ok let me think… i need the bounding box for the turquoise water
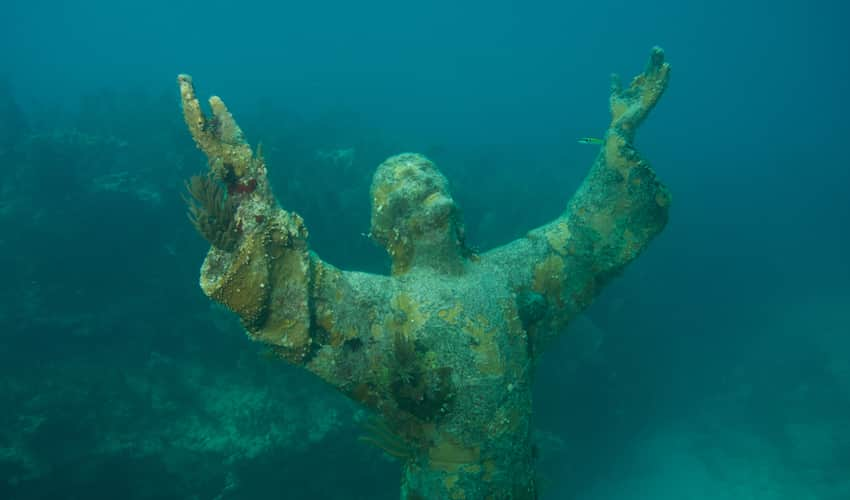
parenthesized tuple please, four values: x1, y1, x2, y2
(2, 1, 848, 498)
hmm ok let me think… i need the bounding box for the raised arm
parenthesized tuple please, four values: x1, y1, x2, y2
(178, 76, 395, 397)
(482, 48, 672, 355)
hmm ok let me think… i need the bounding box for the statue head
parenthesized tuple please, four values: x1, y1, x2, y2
(369, 153, 467, 275)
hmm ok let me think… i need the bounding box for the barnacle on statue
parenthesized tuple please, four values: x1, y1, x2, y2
(183, 173, 240, 252)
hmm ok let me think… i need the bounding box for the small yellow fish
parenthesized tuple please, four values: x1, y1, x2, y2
(577, 137, 604, 145)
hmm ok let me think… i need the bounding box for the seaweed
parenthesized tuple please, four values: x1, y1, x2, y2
(183, 174, 240, 251)
(358, 416, 417, 461)
(390, 331, 454, 422)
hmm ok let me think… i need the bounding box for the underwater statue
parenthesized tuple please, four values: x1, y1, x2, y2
(179, 47, 671, 499)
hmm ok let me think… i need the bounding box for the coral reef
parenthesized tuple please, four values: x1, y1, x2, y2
(178, 48, 672, 499)
(0, 352, 350, 497)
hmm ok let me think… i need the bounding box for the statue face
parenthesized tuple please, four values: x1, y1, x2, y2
(369, 153, 460, 254)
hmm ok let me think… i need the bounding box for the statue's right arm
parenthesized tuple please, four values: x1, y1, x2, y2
(178, 75, 394, 398)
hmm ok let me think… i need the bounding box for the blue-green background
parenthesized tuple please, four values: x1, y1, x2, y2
(2, 1, 848, 498)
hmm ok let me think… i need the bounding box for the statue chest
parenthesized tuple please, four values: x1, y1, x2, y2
(389, 268, 531, 386)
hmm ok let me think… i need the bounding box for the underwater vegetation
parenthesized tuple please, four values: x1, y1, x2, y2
(388, 330, 455, 422)
(184, 173, 240, 252)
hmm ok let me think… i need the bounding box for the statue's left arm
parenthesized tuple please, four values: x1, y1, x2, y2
(482, 47, 672, 355)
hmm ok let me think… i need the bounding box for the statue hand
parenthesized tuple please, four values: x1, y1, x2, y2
(178, 74, 306, 251)
(177, 74, 263, 184)
(608, 47, 671, 140)
(178, 75, 312, 357)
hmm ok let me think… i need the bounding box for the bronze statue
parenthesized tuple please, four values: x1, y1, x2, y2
(179, 47, 671, 499)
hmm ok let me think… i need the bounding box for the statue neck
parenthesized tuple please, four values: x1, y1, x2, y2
(392, 225, 466, 276)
